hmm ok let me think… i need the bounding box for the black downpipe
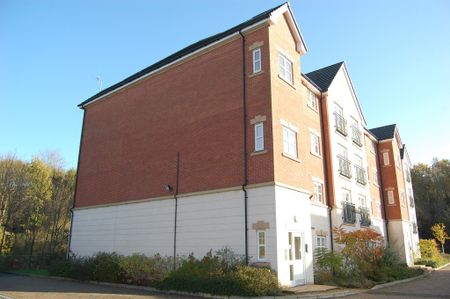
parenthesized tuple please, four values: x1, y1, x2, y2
(318, 93, 334, 252)
(376, 147, 390, 244)
(67, 108, 87, 260)
(173, 152, 180, 270)
(239, 30, 249, 266)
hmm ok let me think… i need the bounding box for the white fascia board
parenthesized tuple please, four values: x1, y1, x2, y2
(82, 19, 270, 109)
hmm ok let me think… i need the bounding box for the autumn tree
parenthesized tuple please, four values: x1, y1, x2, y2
(431, 223, 449, 253)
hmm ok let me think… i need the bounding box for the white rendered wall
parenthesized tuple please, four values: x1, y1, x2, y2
(274, 185, 314, 286)
(388, 220, 414, 266)
(309, 203, 331, 250)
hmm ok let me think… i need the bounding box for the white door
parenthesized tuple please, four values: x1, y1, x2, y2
(288, 232, 305, 286)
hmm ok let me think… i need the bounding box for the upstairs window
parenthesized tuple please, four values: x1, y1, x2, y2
(254, 122, 264, 152)
(252, 48, 262, 73)
(310, 132, 320, 156)
(257, 230, 266, 260)
(307, 89, 318, 111)
(283, 126, 297, 158)
(383, 152, 390, 166)
(313, 180, 324, 204)
(387, 190, 395, 205)
(279, 53, 293, 84)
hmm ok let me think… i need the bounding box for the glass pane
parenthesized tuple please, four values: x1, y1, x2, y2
(289, 265, 294, 281)
(288, 232, 293, 260)
(259, 245, 265, 259)
(294, 236, 301, 260)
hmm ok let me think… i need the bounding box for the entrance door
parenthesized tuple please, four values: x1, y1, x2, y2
(288, 232, 305, 285)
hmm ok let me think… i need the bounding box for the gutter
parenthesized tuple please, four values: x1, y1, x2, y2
(239, 30, 249, 265)
(376, 143, 390, 244)
(173, 152, 180, 270)
(67, 108, 86, 259)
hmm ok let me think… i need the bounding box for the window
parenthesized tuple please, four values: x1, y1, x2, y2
(373, 169, 379, 185)
(400, 191, 406, 207)
(310, 132, 320, 156)
(257, 230, 266, 260)
(313, 180, 324, 203)
(355, 155, 366, 184)
(343, 189, 351, 203)
(387, 190, 395, 205)
(359, 195, 371, 227)
(283, 126, 297, 158)
(254, 122, 264, 152)
(334, 105, 348, 136)
(351, 121, 362, 146)
(279, 53, 293, 83)
(294, 236, 301, 260)
(316, 236, 326, 250)
(307, 89, 318, 110)
(383, 152, 390, 166)
(252, 48, 261, 73)
(359, 195, 367, 208)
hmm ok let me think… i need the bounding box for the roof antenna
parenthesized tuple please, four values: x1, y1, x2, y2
(96, 76, 103, 90)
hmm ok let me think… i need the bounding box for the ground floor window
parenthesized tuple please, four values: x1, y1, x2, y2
(257, 230, 266, 260)
(316, 236, 326, 250)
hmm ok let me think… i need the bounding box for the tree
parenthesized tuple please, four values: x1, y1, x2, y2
(431, 223, 449, 253)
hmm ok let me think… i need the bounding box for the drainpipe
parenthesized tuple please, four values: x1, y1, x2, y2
(376, 146, 389, 244)
(67, 107, 86, 260)
(239, 30, 249, 265)
(173, 152, 180, 270)
(318, 93, 334, 252)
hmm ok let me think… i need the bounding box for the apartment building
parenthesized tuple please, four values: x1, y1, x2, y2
(69, 3, 419, 286)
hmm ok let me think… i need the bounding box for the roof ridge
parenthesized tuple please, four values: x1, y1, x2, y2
(303, 61, 344, 91)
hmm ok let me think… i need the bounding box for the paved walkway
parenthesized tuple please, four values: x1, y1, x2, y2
(0, 273, 199, 299)
(345, 264, 450, 299)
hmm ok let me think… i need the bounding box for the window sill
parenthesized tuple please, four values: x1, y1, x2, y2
(310, 201, 327, 208)
(251, 149, 268, 156)
(310, 151, 322, 159)
(249, 70, 264, 78)
(282, 152, 301, 163)
(307, 104, 319, 114)
(278, 75, 296, 89)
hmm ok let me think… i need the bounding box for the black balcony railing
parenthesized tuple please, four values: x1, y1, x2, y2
(338, 155, 352, 178)
(334, 113, 348, 136)
(352, 126, 363, 147)
(355, 165, 367, 185)
(360, 207, 371, 227)
(343, 202, 356, 224)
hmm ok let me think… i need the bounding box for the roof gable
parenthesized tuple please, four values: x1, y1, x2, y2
(304, 62, 343, 91)
(369, 124, 397, 140)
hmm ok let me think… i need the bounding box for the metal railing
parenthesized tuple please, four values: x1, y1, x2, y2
(412, 222, 418, 234)
(352, 126, 363, 146)
(359, 207, 371, 227)
(338, 155, 352, 178)
(355, 165, 367, 185)
(409, 196, 415, 208)
(342, 201, 356, 224)
(334, 113, 348, 136)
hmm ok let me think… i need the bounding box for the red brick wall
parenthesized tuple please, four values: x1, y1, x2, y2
(75, 27, 274, 208)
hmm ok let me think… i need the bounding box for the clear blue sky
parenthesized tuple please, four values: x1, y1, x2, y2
(1, 0, 449, 169)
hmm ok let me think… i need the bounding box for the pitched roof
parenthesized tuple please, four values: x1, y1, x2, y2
(369, 124, 397, 141)
(304, 61, 344, 91)
(79, 2, 305, 108)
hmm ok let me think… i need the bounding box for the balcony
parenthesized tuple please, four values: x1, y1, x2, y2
(355, 165, 367, 185)
(334, 113, 348, 136)
(343, 202, 356, 224)
(409, 196, 415, 208)
(412, 222, 418, 234)
(338, 155, 352, 178)
(406, 170, 412, 182)
(359, 207, 371, 227)
(351, 126, 363, 147)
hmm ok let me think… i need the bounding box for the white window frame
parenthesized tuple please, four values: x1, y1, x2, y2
(387, 190, 395, 205)
(283, 126, 297, 158)
(316, 236, 326, 250)
(257, 230, 266, 260)
(359, 195, 367, 208)
(310, 132, 321, 156)
(252, 48, 262, 74)
(372, 168, 379, 185)
(254, 122, 264, 152)
(279, 53, 293, 84)
(307, 89, 318, 111)
(383, 152, 390, 166)
(313, 180, 324, 204)
(343, 189, 352, 203)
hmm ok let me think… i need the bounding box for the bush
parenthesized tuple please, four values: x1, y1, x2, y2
(119, 253, 172, 286)
(48, 259, 71, 276)
(158, 249, 280, 296)
(419, 239, 440, 259)
(0, 254, 13, 271)
(91, 252, 121, 282)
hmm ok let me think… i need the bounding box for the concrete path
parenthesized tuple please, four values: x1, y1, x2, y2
(345, 264, 450, 299)
(0, 273, 198, 299)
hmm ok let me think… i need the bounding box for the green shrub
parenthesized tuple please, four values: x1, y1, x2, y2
(91, 252, 121, 282)
(119, 253, 172, 286)
(158, 249, 280, 296)
(0, 254, 12, 271)
(66, 256, 95, 281)
(419, 239, 440, 259)
(48, 259, 71, 276)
